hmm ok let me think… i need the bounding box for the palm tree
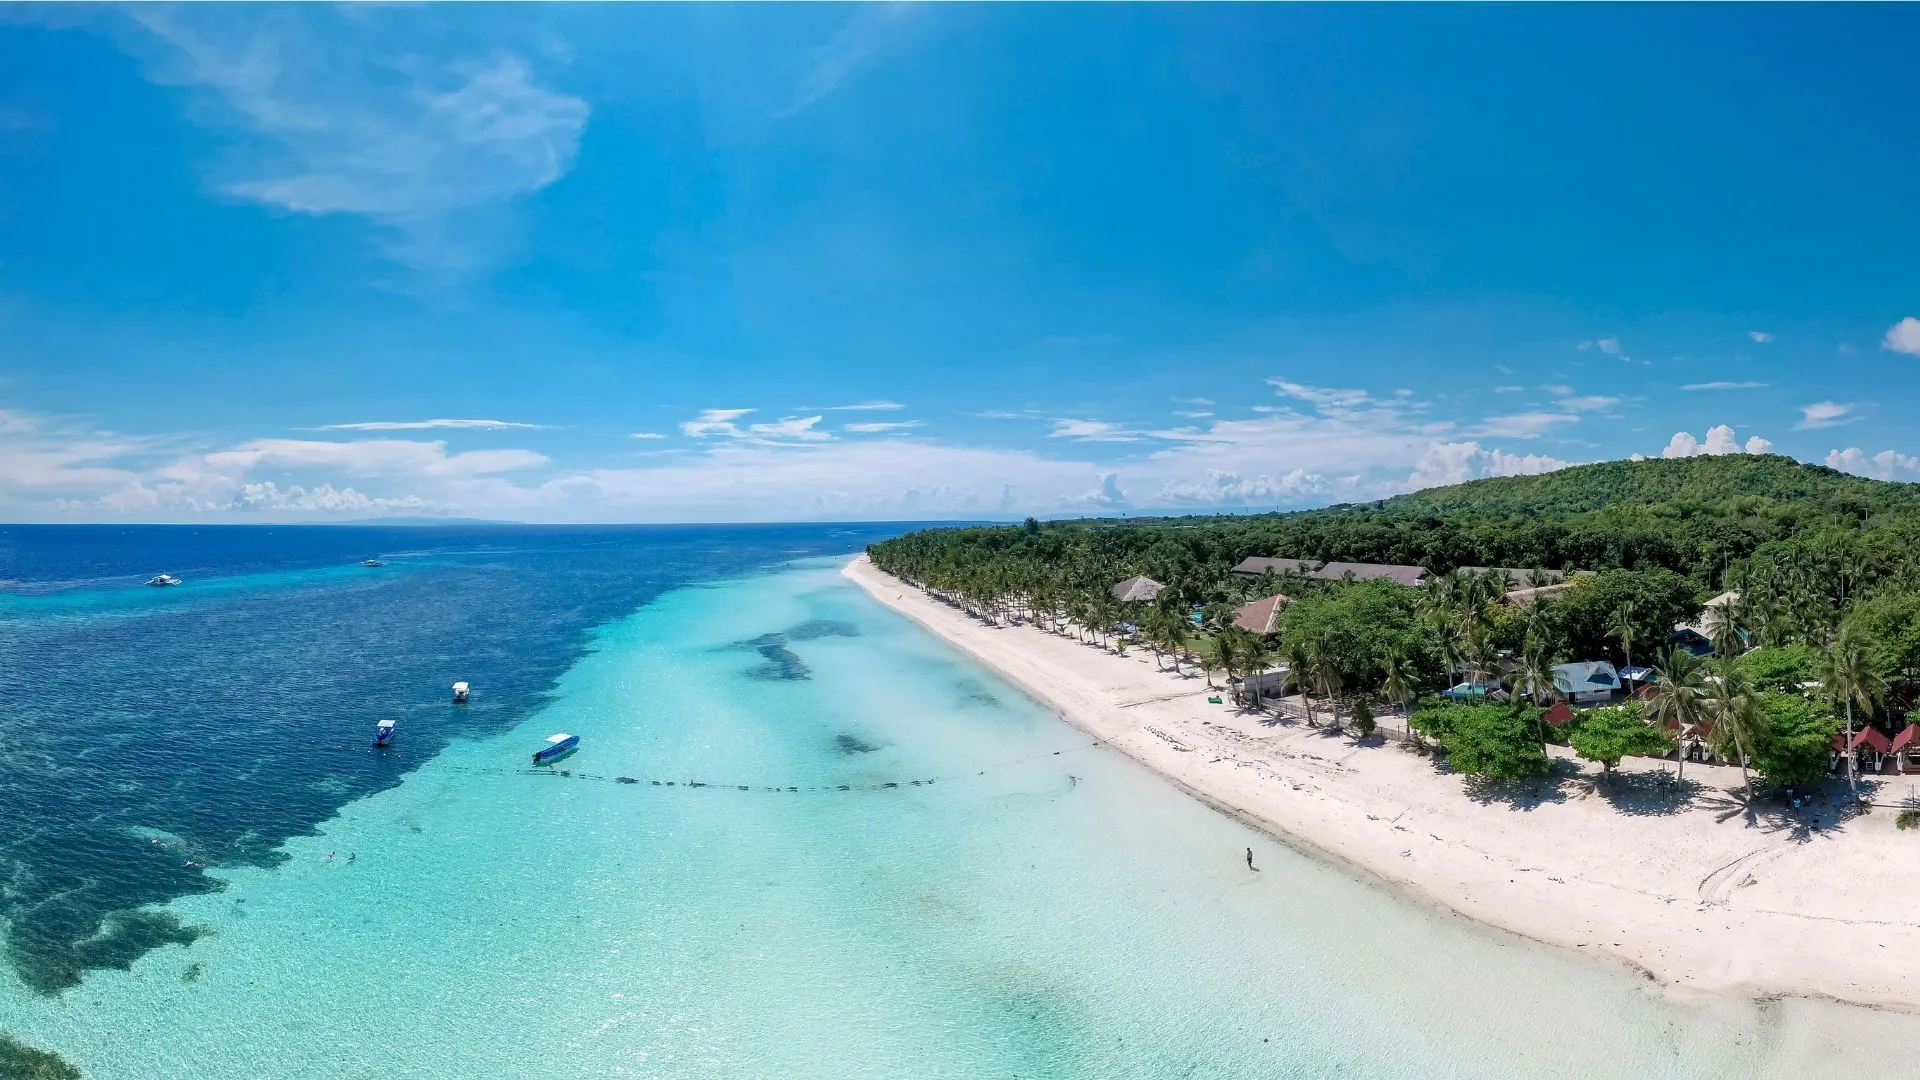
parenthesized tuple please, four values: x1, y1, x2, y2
(1822, 624, 1885, 790)
(1308, 641, 1345, 731)
(1380, 646, 1416, 719)
(1193, 633, 1224, 689)
(1285, 638, 1317, 725)
(1709, 662, 1763, 803)
(1650, 648, 1711, 784)
(1705, 603, 1744, 661)
(1609, 602, 1639, 672)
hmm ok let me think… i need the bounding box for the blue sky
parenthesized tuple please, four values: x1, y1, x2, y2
(2, 5, 1919, 522)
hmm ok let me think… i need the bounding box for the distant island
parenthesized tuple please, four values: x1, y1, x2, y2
(849, 455, 1920, 1007)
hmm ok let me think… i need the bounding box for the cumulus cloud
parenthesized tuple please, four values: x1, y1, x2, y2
(1407, 442, 1570, 488)
(1827, 447, 1920, 481)
(1661, 425, 1773, 459)
(121, 7, 588, 273)
(1796, 402, 1858, 430)
(313, 418, 546, 431)
(1884, 317, 1920, 357)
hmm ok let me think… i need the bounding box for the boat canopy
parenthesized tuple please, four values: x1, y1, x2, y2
(545, 733, 574, 744)
(377, 719, 396, 730)
(452, 681, 470, 693)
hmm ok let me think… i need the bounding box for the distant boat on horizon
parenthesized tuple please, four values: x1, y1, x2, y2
(145, 573, 182, 587)
(360, 558, 385, 567)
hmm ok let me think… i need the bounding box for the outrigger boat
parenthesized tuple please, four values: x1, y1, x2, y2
(451, 681, 470, 704)
(532, 733, 579, 765)
(146, 573, 183, 587)
(374, 719, 397, 747)
(360, 558, 385, 568)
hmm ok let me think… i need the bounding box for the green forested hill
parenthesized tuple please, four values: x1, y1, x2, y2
(1381, 455, 1918, 517)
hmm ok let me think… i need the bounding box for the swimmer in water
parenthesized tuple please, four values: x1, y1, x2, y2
(347, 852, 356, 863)
(326, 851, 336, 861)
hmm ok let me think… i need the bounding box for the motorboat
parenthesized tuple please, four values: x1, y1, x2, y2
(360, 558, 385, 568)
(374, 719, 397, 747)
(146, 573, 182, 587)
(533, 733, 579, 765)
(451, 681, 470, 704)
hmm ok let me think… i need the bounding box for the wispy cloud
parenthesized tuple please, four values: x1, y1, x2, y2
(312, 418, 548, 431)
(122, 7, 588, 274)
(1577, 338, 1624, 356)
(843, 420, 923, 434)
(1049, 419, 1143, 442)
(1748, 331, 1774, 344)
(680, 408, 755, 438)
(628, 432, 667, 440)
(824, 401, 906, 412)
(1681, 381, 1768, 391)
(1796, 401, 1860, 430)
(779, 4, 917, 117)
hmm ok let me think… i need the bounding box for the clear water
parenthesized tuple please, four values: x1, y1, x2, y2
(3, 533, 1917, 1077)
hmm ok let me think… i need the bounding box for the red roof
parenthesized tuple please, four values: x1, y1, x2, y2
(1894, 725, 1920, 753)
(1850, 726, 1894, 754)
(1542, 702, 1575, 728)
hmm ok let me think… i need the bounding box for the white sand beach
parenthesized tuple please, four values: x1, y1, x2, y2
(847, 554, 1920, 1010)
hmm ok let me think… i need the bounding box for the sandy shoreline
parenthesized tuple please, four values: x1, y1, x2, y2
(845, 554, 1920, 1010)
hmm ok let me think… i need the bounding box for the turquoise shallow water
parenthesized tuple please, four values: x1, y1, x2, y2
(6, 558, 1920, 1077)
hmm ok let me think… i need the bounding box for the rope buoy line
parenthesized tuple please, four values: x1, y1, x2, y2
(331, 736, 1115, 795)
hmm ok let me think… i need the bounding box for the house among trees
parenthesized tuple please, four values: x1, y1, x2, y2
(1232, 556, 1569, 595)
(1232, 594, 1290, 635)
(1111, 575, 1165, 603)
(1551, 660, 1621, 703)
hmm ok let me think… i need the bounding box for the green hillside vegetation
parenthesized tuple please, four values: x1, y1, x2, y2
(869, 455, 1915, 792)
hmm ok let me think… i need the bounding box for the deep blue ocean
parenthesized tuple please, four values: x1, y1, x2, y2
(0, 523, 907, 997)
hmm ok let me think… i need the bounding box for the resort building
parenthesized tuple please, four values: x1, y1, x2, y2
(1111, 575, 1166, 603)
(1232, 593, 1290, 635)
(1232, 556, 1573, 597)
(1551, 660, 1622, 703)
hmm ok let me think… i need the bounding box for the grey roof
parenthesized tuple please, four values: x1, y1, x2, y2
(1232, 594, 1290, 635)
(1231, 557, 1322, 577)
(1458, 567, 1566, 585)
(1313, 561, 1431, 587)
(1111, 575, 1165, 603)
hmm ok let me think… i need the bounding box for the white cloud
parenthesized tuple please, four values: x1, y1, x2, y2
(1172, 410, 1213, 419)
(1267, 378, 1375, 411)
(780, 4, 917, 116)
(1749, 331, 1774, 343)
(123, 8, 587, 273)
(1576, 337, 1624, 355)
(824, 401, 906, 412)
(1468, 412, 1577, 439)
(745, 415, 832, 443)
(628, 432, 667, 440)
(1883, 317, 1920, 357)
(1796, 402, 1858, 430)
(1827, 447, 1920, 481)
(1555, 395, 1619, 413)
(313, 418, 546, 431)
(1681, 381, 1768, 391)
(843, 420, 923, 434)
(1049, 419, 1142, 442)
(1406, 442, 1571, 488)
(1661, 424, 1773, 459)
(680, 409, 755, 438)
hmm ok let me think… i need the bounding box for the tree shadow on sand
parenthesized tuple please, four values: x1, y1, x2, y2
(1590, 770, 1706, 817)
(1457, 759, 1574, 811)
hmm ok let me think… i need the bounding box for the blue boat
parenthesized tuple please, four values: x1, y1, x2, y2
(373, 719, 396, 747)
(533, 733, 579, 765)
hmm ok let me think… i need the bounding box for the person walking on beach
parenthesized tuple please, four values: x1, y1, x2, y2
(1246, 847, 1255, 870)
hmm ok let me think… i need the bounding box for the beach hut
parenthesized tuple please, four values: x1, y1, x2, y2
(1232, 594, 1290, 636)
(1893, 724, 1920, 774)
(1846, 726, 1894, 774)
(1231, 557, 1321, 579)
(1111, 575, 1165, 603)
(1551, 661, 1621, 703)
